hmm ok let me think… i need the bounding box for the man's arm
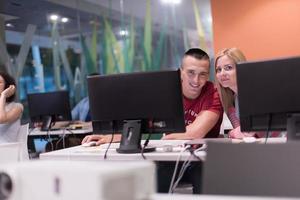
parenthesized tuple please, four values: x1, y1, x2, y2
(162, 110, 220, 140)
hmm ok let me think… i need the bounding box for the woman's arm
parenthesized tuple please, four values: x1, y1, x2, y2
(0, 85, 23, 123)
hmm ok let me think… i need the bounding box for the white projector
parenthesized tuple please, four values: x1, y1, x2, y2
(0, 160, 156, 200)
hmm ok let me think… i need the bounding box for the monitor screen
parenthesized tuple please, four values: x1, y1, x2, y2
(236, 56, 300, 139)
(27, 91, 72, 131)
(87, 70, 185, 153)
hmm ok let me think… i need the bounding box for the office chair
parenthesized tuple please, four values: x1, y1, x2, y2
(202, 142, 300, 198)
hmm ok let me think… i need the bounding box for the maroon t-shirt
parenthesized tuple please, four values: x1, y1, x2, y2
(183, 81, 223, 138)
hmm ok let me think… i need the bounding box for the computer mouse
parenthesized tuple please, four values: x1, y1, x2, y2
(242, 137, 257, 143)
(81, 141, 97, 147)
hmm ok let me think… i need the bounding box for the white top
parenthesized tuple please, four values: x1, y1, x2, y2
(0, 102, 23, 143)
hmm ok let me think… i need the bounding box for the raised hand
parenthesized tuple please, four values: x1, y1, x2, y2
(1, 85, 15, 98)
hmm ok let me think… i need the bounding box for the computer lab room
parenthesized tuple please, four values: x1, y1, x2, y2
(0, 0, 300, 199)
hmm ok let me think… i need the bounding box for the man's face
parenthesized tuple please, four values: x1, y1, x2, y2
(180, 55, 210, 99)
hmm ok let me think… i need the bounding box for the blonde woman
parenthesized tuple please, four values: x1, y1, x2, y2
(215, 48, 256, 138)
(215, 48, 280, 139)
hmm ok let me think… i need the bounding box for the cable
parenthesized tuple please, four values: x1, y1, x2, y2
(188, 146, 202, 161)
(168, 145, 190, 193)
(141, 119, 154, 159)
(55, 128, 67, 150)
(171, 156, 193, 192)
(46, 122, 55, 151)
(169, 145, 205, 193)
(171, 146, 197, 192)
(141, 133, 151, 160)
(65, 128, 76, 136)
(104, 121, 117, 159)
(265, 114, 272, 144)
(104, 133, 114, 160)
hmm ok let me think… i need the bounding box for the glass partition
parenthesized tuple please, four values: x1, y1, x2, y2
(0, 0, 213, 121)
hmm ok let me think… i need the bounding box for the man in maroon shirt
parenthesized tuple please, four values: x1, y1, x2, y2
(162, 48, 223, 140)
(82, 48, 223, 144)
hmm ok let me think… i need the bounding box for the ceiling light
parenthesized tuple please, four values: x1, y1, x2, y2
(49, 14, 59, 22)
(61, 17, 69, 23)
(5, 23, 14, 28)
(161, 0, 181, 5)
(119, 30, 129, 36)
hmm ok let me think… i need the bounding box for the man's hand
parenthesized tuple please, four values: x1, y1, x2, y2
(81, 134, 121, 146)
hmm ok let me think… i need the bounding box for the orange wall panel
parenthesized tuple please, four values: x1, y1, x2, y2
(211, 0, 300, 60)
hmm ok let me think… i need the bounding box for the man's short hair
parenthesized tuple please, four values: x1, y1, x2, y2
(184, 48, 210, 60)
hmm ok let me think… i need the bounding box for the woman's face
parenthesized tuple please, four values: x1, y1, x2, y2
(0, 75, 5, 93)
(215, 55, 237, 92)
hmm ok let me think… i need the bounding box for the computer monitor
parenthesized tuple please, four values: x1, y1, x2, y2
(27, 91, 72, 131)
(236, 56, 300, 140)
(87, 70, 185, 153)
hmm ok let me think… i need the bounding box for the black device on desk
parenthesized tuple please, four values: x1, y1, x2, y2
(236, 56, 300, 140)
(27, 91, 72, 131)
(87, 70, 185, 153)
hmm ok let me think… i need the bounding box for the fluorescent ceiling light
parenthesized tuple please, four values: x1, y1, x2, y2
(49, 14, 59, 21)
(61, 17, 69, 23)
(6, 23, 14, 28)
(161, 0, 181, 5)
(119, 30, 129, 36)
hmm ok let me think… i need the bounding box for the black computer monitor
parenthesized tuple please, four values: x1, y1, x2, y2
(87, 70, 185, 153)
(27, 91, 72, 131)
(236, 56, 300, 140)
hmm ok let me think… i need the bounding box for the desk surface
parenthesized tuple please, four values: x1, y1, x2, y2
(40, 137, 286, 162)
(152, 194, 297, 200)
(29, 127, 92, 136)
(40, 140, 205, 161)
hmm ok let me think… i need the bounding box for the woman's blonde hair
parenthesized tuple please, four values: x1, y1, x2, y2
(214, 47, 247, 114)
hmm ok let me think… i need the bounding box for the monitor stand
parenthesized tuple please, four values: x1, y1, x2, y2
(287, 114, 300, 141)
(116, 120, 156, 154)
(41, 116, 53, 131)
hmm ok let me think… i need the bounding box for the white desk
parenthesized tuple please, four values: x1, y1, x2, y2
(40, 137, 287, 162)
(40, 140, 205, 161)
(28, 127, 92, 137)
(152, 194, 298, 200)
